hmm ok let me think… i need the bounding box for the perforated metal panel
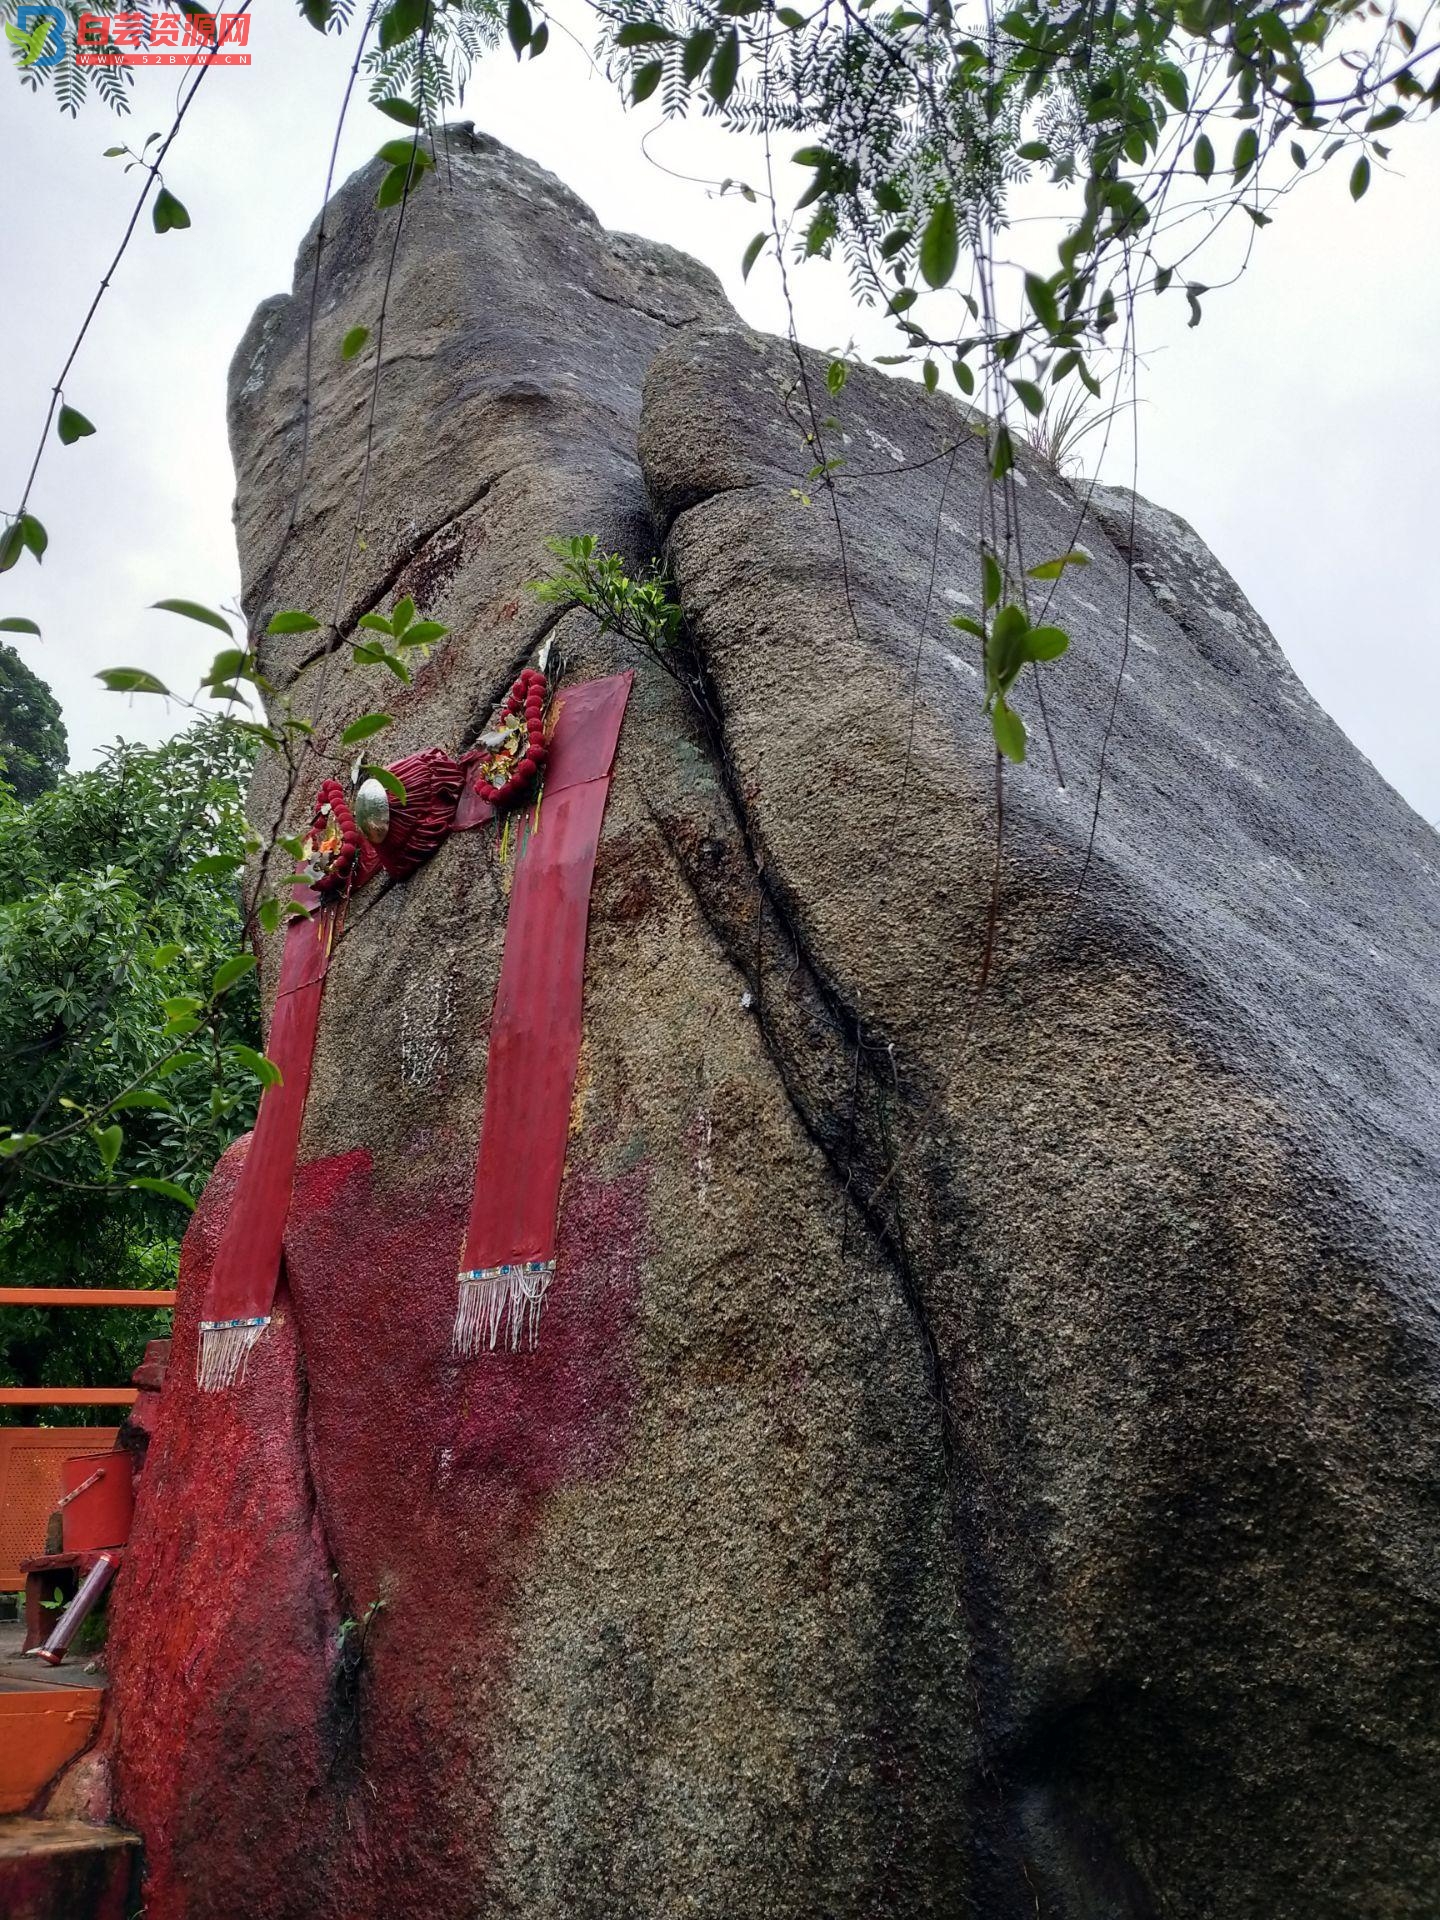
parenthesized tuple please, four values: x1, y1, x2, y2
(0, 1429, 118, 1590)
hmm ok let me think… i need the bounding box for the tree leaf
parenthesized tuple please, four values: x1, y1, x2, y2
(129, 1177, 197, 1210)
(990, 697, 1027, 762)
(1026, 549, 1090, 580)
(375, 96, 420, 126)
(507, 0, 532, 56)
(341, 712, 392, 745)
(376, 137, 431, 169)
(152, 187, 191, 233)
(153, 598, 231, 635)
(379, 0, 426, 50)
(1025, 625, 1070, 660)
(1193, 132, 1214, 181)
(616, 20, 671, 42)
(202, 648, 247, 688)
(341, 325, 370, 361)
(357, 612, 394, 636)
(98, 667, 171, 695)
(211, 953, 258, 997)
(1233, 127, 1259, 180)
(94, 1124, 123, 1171)
(1350, 155, 1370, 199)
(391, 596, 415, 634)
(397, 620, 446, 646)
(361, 764, 408, 804)
(376, 164, 411, 209)
(1024, 271, 1060, 333)
(1011, 377, 1044, 417)
(990, 424, 1015, 480)
(1157, 62, 1189, 112)
(709, 27, 739, 104)
(949, 614, 985, 639)
(952, 358, 975, 397)
(111, 1089, 174, 1113)
(230, 1044, 282, 1088)
(0, 525, 22, 575)
(632, 58, 664, 102)
(20, 516, 46, 560)
(919, 196, 959, 289)
(923, 359, 939, 393)
(188, 852, 244, 876)
(57, 405, 96, 445)
(982, 552, 1003, 609)
(741, 231, 768, 280)
(267, 609, 322, 634)
(152, 1051, 207, 1079)
(0, 616, 40, 635)
(682, 26, 716, 79)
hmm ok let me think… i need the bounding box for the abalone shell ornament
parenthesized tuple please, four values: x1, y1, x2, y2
(353, 777, 392, 846)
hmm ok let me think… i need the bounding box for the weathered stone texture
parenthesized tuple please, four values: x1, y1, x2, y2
(98, 129, 1440, 1920)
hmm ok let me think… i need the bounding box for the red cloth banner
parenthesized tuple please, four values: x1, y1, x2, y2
(196, 895, 334, 1389)
(454, 671, 633, 1353)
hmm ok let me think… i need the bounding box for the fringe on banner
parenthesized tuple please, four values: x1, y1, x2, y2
(453, 1261, 555, 1356)
(196, 1316, 269, 1392)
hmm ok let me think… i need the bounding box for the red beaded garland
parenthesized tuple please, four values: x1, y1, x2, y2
(475, 666, 549, 809)
(304, 779, 372, 894)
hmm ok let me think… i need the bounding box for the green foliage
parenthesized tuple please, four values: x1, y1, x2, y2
(0, 719, 262, 1413)
(593, 0, 1433, 433)
(2, 1, 135, 114)
(0, 643, 67, 802)
(351, 594, 448, 681)
(362, 0, 502, 111)
(56, 404, 95, 446)
(951, 554, 1081, 760)
(152, 186, 191, 234)
(532, 535, 684, 664)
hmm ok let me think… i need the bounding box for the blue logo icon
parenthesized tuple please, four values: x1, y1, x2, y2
(14, 5, 65, 67)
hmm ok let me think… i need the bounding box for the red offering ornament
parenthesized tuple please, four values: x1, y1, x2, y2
(371, 748, 463, 878)
(473, 668, 549, 809)
(298, 779, 378, 894)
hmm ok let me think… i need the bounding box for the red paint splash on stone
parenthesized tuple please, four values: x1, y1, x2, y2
(102, 1132, 646, 1920)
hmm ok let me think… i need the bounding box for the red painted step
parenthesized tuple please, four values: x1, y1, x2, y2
(0, 1818, 138, 1920)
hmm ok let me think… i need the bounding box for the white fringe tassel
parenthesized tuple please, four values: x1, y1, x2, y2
(453, 1261, 554, 1356)
(196, 1316, 268, 1392)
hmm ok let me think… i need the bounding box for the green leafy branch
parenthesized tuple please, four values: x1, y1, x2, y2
(950, 549, 1087, 760)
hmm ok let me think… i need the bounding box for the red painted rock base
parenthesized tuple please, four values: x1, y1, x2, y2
(101, 1133, 644, 1918)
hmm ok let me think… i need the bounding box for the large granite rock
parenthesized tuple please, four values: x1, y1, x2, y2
(95, 129, 1440, 1920)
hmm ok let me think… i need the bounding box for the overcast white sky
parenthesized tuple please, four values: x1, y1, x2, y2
(1, 6, 1436, 821)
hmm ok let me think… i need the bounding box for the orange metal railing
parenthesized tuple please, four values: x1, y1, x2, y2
(0, 1288, 175, 1406)
(0, 1288, 175, 1579)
